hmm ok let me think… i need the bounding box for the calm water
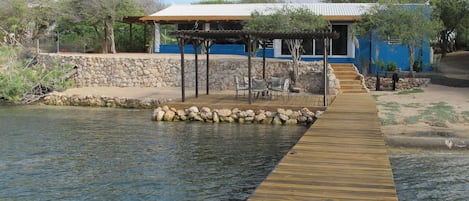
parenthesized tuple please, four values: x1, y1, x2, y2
(2, 106, 469, 201)
(0, 105, 307, 201)
(390, 151, 469, 201)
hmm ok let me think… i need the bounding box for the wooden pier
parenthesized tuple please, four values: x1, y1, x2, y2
(249, 93, 398, 201)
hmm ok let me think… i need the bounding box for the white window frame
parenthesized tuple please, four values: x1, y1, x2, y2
(274, 23, 355, 59)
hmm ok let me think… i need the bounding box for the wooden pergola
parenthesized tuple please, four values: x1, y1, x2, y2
(172, 30, 339, 106)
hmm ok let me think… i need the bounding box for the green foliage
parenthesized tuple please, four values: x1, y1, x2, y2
(0, 46, 75, 103)
(380, 112, 397, 125)
(396, 88, 424, 95)
(380, 101, 400, 112)
(244, 6, 330, 32)
(462, 111, 469, 122)
(431, 0, 469, 54)
(357, 3, 441, 73)
(402, 102, 424, 108)
(386, 61, 398, 71)
(243, 6, 329, 83)
(404, 102, 458, 127)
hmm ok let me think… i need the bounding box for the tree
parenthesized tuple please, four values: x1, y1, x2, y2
(0, 0, 57, 46)
(60, 0, 143, 53)
(243, 6, 330, 85)
(357, 3, 440, 77)
(431, 0, 469, 57)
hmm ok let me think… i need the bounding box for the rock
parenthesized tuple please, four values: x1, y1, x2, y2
(277, 108, 286, 115)
(272, 116, 283, 125)
(216, 109, 232, 117)
(255, 113, 266, 122)
(200, 107, 211, 113)
(290, 111, 301, 119)
(163, 110, 175, 121)
(246, 110, 255, 117)
(298, 116, 308, 123)
(188, 106, 199, 113)
(265, 111, 274, 118)
(193, 114, 204, 122)
(156, 110, 165, 121)
(213, 112, 220, 123)
(262, 117, 273, 124)
(285, 119, 298, 125)
(315, 110, 324, 118)
(285, 109, 293, 116)
(279, 113, 289, 121)
(162, 105, 170, 112)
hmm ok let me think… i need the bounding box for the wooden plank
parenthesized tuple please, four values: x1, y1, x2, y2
(249, 93, 398, 201)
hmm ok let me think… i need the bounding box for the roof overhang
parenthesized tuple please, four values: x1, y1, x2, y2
(139, 3, 372, 23)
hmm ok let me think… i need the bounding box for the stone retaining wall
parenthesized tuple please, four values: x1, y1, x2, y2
(365, 76, 431, 91)
(43, 91, 169, 109)
(37, 54, 340, 95)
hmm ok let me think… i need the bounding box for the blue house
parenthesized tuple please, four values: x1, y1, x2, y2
(141, 3, 434, 73)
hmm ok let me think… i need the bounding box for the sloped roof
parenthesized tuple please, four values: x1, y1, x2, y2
(140, 3, 374, 22)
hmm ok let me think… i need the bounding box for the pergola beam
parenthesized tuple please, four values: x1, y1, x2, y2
(172, 30, 339, 104)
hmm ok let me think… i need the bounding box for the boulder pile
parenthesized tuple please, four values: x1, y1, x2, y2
(152, 105, 323, 125)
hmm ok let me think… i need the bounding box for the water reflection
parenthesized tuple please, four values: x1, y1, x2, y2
(0, 106, 306, 201)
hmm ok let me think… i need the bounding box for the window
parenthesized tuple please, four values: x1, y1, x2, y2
(332, 25, 348, 55)
(279, 24, 350, 56)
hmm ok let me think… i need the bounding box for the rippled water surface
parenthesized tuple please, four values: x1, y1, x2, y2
(390, 151, 469, 201)
(0, 105, 307, 201)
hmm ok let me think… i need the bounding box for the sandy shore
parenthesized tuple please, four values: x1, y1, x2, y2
(373, 84, 469, 149)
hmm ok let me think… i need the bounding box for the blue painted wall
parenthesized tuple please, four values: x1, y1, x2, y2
(158, 39, 432, 73)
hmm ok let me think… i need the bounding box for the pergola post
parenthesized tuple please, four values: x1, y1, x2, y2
(178, 37, 186, 102)
(261, 40, 267, 79)
(323, 38, 329, 107)
(193, 40, 199, 98)
(247, 36, 253, 104)
(203, 40, 211, 95)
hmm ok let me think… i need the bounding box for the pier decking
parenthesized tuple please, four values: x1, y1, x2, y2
(249, 93, 398, 200)
(166, 93, 334, 112)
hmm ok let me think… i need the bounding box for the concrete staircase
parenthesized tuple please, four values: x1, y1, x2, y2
(331, 63, 368, 93)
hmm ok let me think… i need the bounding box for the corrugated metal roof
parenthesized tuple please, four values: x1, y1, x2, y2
(140, 3, 374, 21)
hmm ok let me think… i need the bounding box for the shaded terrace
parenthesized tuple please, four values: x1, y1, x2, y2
(172, 30, 339, 106)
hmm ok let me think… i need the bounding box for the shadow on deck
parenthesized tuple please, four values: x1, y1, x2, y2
(166, 92, 335, 112)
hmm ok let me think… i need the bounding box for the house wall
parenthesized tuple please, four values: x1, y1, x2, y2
(356, 35, 432, 74)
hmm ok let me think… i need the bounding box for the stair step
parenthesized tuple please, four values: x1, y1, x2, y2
(336, 75, 360, 80)
(341, 89, 368, 93)
(339, 80, 362, 85)
(334, 71, 358, 75)
(340, 84, 364, 89)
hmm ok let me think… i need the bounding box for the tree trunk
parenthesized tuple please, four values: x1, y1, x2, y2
(441, 31, 448, 58)
(408, 45, 415, 78)
(103, 21, 109, 54)
(286, 39, 302, 86)
(103, 17, 116, 54)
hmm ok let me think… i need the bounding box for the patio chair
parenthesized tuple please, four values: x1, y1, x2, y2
(251, 78, 269, 99)
(269, 77, 290, 100)
(234, 75, 249, 98)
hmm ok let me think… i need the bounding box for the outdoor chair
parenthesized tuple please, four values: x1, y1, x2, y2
(269, 77, 290, 100)
(251, 78, 269, 99)
(234, 75, 249, 98)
